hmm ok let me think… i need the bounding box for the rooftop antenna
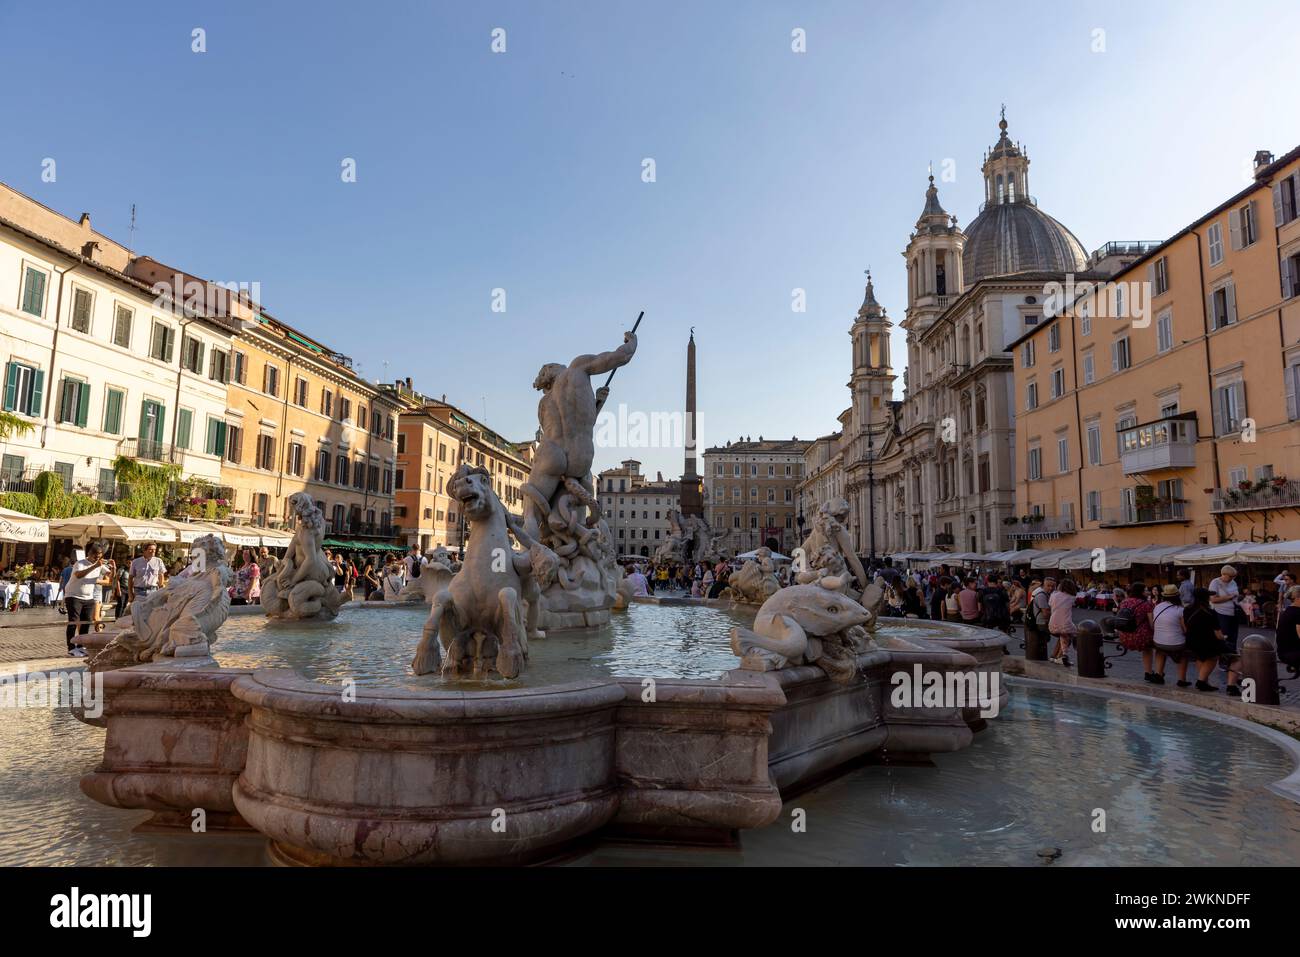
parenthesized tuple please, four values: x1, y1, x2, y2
(128, 203, 137, 252)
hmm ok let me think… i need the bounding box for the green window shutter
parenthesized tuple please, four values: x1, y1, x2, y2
(75, 382, 89, 428)
(104, 389, 123, 434)
(195, 340, 205, 372)
(2, 363, 15, 412)
(29, 369, 43, 417)
(177, 408, 193, 450)
(205, 417, 217, 454)
(22, 268, 46, 315)
(154, 404, 166, 444)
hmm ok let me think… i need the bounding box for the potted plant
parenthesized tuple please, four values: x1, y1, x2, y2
(6, 563, 34, 611)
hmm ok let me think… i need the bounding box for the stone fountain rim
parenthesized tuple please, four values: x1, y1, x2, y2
(1009, 675, 1300, 807)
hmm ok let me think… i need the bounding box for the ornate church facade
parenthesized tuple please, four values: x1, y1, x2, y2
(800, 115, 1102, 558)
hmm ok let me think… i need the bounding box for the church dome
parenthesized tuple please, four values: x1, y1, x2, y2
(962, 112, 1088, 284)
(961, 200, 1088, 284)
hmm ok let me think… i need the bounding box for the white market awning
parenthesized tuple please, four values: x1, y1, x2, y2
(0, 506, 48, 544)
(47, 512, 177, 544)
(1233, 540, 1300, 563)
(1029, 549, 1074, 570)
(1172, 543, 1248, 566)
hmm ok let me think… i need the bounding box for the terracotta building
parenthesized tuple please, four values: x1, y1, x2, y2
(1011, 145, 1300, 551)
(383, 380, 531, 556)
(703, 437, 810, 554)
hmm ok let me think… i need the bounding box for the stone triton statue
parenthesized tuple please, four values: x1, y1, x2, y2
(91, 534, 233, 670)
(519, 329, 638, 630)
(795, 498, 868, 599)
(261, 492, 343, 621)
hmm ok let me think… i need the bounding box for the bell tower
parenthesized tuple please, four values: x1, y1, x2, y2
(901, 170, 965, 373)
(849, 270, 895, 436)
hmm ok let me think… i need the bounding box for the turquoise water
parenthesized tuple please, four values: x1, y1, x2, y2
(2, 684, 1297, 866)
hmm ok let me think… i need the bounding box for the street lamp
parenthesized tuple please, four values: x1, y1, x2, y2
(867, 429, 877, 563)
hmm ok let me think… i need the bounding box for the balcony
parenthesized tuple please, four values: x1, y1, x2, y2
(1119, 414, 1197, 475)
(934, 532, 955, 546)
(1098, 502, 1188, 527)
(117, 437, 178, 464)
(0, 467, 46, 495)
(1006, 514, 1076, 541)
(1211, 479, 1300, 513)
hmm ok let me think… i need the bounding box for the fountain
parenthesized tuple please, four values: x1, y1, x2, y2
(73, 332, 1014, 865)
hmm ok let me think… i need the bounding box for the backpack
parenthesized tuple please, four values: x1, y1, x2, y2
(1113, 603, 1138, 632)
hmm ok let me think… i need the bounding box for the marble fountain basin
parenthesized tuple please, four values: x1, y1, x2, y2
(79, 601, 1008, 865)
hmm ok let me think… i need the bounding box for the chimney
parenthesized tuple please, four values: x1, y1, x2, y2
(405, 377, 412, 389)
(79, 212, 91, 229)
(81, 241, 101, 262)
(1254, 150, 1275, 178)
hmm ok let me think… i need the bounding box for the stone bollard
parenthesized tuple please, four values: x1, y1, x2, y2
(1076, 619, 1104, 678)
(1024, 620, 1048, 661)
(1238, 634, 1280, 706)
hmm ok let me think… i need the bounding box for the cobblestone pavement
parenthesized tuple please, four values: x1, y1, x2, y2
(1001, 607, 1300, 709)
(0, 606, 123, 664)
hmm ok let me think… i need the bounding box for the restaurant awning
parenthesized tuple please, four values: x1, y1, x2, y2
(1172, 543, 1246, 566)
(1124, 544, 1188, 566)
(1231, 540, 1300, 563)
(0, 506, 48, 544)
(47, 512, 177, 544)
(1028, 549, 1074, 569)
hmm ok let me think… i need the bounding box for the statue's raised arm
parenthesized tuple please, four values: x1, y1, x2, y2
(572, 330, 637, 377)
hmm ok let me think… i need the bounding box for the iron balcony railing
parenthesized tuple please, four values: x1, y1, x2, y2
(1006, 514, 1076, 540)
(1098, 502, 1187, 527)
(1211, 480, 1300, 513)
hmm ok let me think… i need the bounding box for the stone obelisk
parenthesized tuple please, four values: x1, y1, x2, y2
(679, 328, 703, 517)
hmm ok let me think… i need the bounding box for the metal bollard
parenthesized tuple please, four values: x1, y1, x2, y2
(1076, 620, 1104, 678)
(1238, 634, 1280, 706)
(1024, 620, 1048, 661)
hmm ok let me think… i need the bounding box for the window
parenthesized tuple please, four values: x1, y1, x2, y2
(263, 364, 280, 397)
(335, 455, 349, 486)
(1153, 256, 1169, 296)
(1281, 250, 1300, 300)
(1025, 381, 1038, 411)
(1156, 310, 1173, 353)
(358, 406, 368, 432)
(397, 433, 406, 454)
(225, 426, 243, 464)
(1082, 352, 1095, 385)
(1086, 490, 1101, 523)
(1207, 222, 1224, 266)
(102, 387, 124, 434)
(112, 304, 133, 348)
(181, 335, 204, 374)
(1050, 368, 1065, 399)
(1230, 200, 1258, 250)
(1086, 422, 1101, 466)
(204, 417, 227, 456)
(1080, 300, 1092, 337)
(395, 468, 404, 489)
(149, 322, 175, 363)
(70, 287, 93, 333)
(20, 265, 47, 317)
(1048, 323, 1060, 352)
(1058, 436, 1069, 473)
(339, 396, 351, 422)
(1213, 380, 1247, 436)
(1276, 172, 1300, 227)
(2, 362, 44, 417)
(1288, 361, 1300, 421)
(56, 377, 89, 427)
(1111, 336, 1131, 372)
(1210, 283, 1237, 329)
(232, 350, 247, 385)
(209, 349, 230, 383)
(321, 389, 333, 417)
(383, 469, 393, 494)
(176, 408, 193, 450)
(287, 442, 305, 477)
(294, 377, 309, 407)
(1027, 447, 1042, 480)
(256, 433, 276, 471)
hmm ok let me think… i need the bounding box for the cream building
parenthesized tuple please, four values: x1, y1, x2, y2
(0, 184, 235, 504)
(596, 459, 680, 557)
(800, 116, 1119, 559)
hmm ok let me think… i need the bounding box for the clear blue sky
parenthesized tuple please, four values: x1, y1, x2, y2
(3, 0, 1297, 479)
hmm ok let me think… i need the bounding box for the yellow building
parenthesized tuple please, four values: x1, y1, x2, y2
(218, 309, 399, 539)
(384, 380, 531, 556)
(1011, 145, 1300, 552)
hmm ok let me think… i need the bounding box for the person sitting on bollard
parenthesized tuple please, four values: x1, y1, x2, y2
(1150, 584, 1189, 687)
(1048, 578, 1077, 667)
(1277, 585, 1300, 673)
(1184, 587, 1242, 695)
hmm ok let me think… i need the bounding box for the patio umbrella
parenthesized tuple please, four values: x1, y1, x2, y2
(1050, 548, 1100, 571)
(735, 548, 791, 562)
(47, 512, 177, 544)
(0, 506, 48, 544)
(193, 523, 263, 548)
